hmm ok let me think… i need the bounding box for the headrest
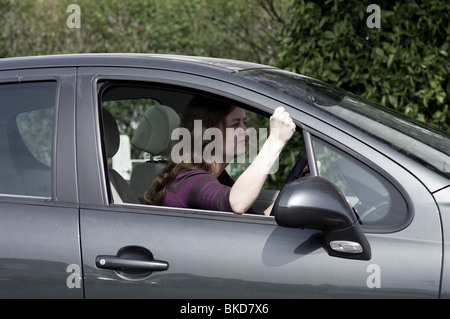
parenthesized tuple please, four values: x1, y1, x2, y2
(132, 104, 180, 155)
(102, 108, 120, 158)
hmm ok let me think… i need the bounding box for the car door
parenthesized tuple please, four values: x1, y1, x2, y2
(77, 66, 442, 299)
(0, 67, 81, 298)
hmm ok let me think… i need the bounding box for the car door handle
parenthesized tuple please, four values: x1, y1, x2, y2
(95, 255, 169, 272)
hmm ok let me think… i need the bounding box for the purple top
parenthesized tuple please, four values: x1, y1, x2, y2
(163, 169, 260, 215)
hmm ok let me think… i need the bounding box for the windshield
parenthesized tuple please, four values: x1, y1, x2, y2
(239, 68, 450, 178)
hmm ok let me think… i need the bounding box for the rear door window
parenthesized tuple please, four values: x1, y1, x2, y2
(0, 81, 57, 199)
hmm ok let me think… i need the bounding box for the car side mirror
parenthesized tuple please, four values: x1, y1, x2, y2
(273, 176, 371, 260)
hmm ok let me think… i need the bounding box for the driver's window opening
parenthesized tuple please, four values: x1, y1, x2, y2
(98, 81, 306, 215)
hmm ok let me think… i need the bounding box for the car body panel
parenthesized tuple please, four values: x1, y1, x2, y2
(0, 202, 81, 298)
(80, 204, 441, 298)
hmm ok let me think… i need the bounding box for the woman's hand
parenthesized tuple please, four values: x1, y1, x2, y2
(268, 106, 296, 151)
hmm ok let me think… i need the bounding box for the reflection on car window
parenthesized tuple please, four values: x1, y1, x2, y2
(0, 81, 57, 199)
(17, 108, 54, 167)
(312, 136, 410, 231)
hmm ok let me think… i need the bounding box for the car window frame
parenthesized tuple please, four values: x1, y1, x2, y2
(97, 81, 295, 214)
(303, 125, 414, 234)
(0, 68, 77, 205)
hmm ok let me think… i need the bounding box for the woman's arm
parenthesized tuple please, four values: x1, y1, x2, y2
(229, 107, 295, 215)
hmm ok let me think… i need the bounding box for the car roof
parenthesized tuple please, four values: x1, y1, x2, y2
(0, 53, 274, 73)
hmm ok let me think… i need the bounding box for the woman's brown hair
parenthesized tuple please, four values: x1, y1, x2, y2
(144, 96, 235, 205)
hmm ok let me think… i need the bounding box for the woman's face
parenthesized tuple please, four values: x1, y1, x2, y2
(223, 107, 248, 162)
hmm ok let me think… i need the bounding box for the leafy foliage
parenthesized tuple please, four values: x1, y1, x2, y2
(278, 0, 450, 132)
(0, 0, 290, 64)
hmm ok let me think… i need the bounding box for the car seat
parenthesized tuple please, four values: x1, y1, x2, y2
(130, 104, 180, 203)
(102, 108, 140, 204)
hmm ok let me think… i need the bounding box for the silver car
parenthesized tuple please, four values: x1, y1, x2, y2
(0, 54, 449, 299)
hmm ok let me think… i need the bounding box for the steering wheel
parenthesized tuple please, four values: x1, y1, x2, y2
(356, 199, 391, 224)
(281, 153, 308, 190)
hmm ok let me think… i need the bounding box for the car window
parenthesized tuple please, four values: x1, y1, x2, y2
(311, 136, 410, 231)
(0, 81, 57, 199)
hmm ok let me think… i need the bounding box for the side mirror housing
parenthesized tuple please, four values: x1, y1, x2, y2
(273, 176, 371, 260)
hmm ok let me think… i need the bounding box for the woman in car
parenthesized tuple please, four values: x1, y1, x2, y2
(144, 96, 296, 215)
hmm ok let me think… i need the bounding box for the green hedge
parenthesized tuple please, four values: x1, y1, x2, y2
(277, 0, 450, 132)
(2, 0, 448, 133)
(0, 0, 288, 65)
